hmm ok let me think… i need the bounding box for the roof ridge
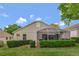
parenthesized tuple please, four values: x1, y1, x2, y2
(13, 21, 49, 33)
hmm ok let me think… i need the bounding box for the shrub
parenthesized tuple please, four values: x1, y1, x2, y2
(61, 38, 70, 40)
(0, 41, 4, 47)
(40, 40, 76, 48)
(30, 41, 35, 48)
(71, 37, 79, 43)
(7, 40, 35, 48)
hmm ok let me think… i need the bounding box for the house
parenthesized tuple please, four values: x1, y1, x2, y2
(13, 21, 66, 46)
(0, 29, 13, 40)
(64, 24, 79, 38)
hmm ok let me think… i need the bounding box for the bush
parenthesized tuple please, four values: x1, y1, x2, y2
(40, 40, 76, 48)
(7, 40, 35, 48)
(30, 41, 35, 48)
(0, 41, 4, 47)
(71, 37, 79, 43)
(61, 38, 70, 40)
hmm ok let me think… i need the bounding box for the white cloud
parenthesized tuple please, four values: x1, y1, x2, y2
(29, 14, 34, 19)
(35, 17, 42, 21)
(5, 25, 9, 28)
(0, 5, 4, 9)
(0, 13, 9, 17)
(16, 17, 27, 25)
(54, 21, 65, 26)
(59, 22, 65, 26)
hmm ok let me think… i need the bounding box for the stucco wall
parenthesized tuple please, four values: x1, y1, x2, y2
(0, 31, 13, 40)
(61, 31, 70, 39)
(76, 30, 79, 37)
(70, 30, 78, 37)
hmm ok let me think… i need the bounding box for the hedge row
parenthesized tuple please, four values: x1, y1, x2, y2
(40, 40, 76, 48)
(0, 41, 4, 47)
(71, 37, 79, 43)
(7, 40, 35, 48)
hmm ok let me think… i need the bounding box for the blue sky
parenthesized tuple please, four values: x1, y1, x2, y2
(0, 3, 79, 29)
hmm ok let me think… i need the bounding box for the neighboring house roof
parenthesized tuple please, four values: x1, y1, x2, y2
(13, 21, 49, 33)
(64, 24, 79, 31)
(0, 31, 12, 38)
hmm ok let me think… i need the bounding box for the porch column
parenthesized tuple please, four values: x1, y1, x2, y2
(36, 32, 40, 48)
(47, 34, 49, 40)
(58, 32, 62, 40)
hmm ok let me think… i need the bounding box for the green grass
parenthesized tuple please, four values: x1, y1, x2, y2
(0, 44, 79, 56)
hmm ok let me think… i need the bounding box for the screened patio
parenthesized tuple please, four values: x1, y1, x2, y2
(37, 27, 65, 40)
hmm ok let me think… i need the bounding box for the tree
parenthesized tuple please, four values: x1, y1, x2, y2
(58, 3, 79, 25)
(4, 24, 21, 34)
(51, 24, 60, 29)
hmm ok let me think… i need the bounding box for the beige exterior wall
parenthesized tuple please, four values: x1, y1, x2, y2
(13, 22, 49, 42)
(76, 30, 79, 37)
(61, 31, 70, 39)
(70, 30, 78, 37)
(0, 31, 13, 40)
(62, 29, 79, 38)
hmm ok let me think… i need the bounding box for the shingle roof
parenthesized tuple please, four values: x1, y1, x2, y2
(64, 24, 79, 31)
(0, 31, 12, 38)
(13, 21, 49, 33)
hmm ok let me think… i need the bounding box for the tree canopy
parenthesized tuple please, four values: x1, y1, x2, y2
(51, 24, 60, 29)
(4, 24, 21, 34)
(58, 3, 79, 25)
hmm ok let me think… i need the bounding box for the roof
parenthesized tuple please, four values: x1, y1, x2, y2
(64, 24, 79, 31)
(13, 21, 49, 33)
(38, 26, 65, 33)
(0, 31, 12, 38)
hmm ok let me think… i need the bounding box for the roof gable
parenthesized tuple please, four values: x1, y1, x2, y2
(13, 21, 49, 33)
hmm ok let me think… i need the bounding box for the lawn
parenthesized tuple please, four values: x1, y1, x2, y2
(0, 45, 79, 56)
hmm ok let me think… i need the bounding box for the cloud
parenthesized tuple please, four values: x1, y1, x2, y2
(54, 21, 65, 26)
(0, 13, 9, 17)
(29, 14, 34, 19)
(35, 17, 42, 21)
(59, 22, 65, 26)
(5, 25, 9, 28)
(0, 5, 4, 9)
(16, 17, 27, 25)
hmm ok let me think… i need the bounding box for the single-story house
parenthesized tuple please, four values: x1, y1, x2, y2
(13, 21, 68, 46)
(0, 21, 79, 47)
(0, 29, 13, 40)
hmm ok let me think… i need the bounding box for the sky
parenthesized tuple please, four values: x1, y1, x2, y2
(0, 3, 79, 29)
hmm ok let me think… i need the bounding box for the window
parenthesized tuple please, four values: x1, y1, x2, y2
(9, 37, 12, 40)
(48, 35, 54, 40)
(23, 34, 26, 40)
(16, 34, 20, 36)
(56, 34, 59, 40)
(42, 34, 47, 40)
(48, 34, 59, 40)
(6, 37, 8, 40)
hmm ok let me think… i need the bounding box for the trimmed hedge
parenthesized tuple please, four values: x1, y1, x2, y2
(7, 40, 35, 48)
(30, 41, 35, 48)
(71, 37, 79, 43)
(0, 41, 4, 47)
(40, 40, 76, 48)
